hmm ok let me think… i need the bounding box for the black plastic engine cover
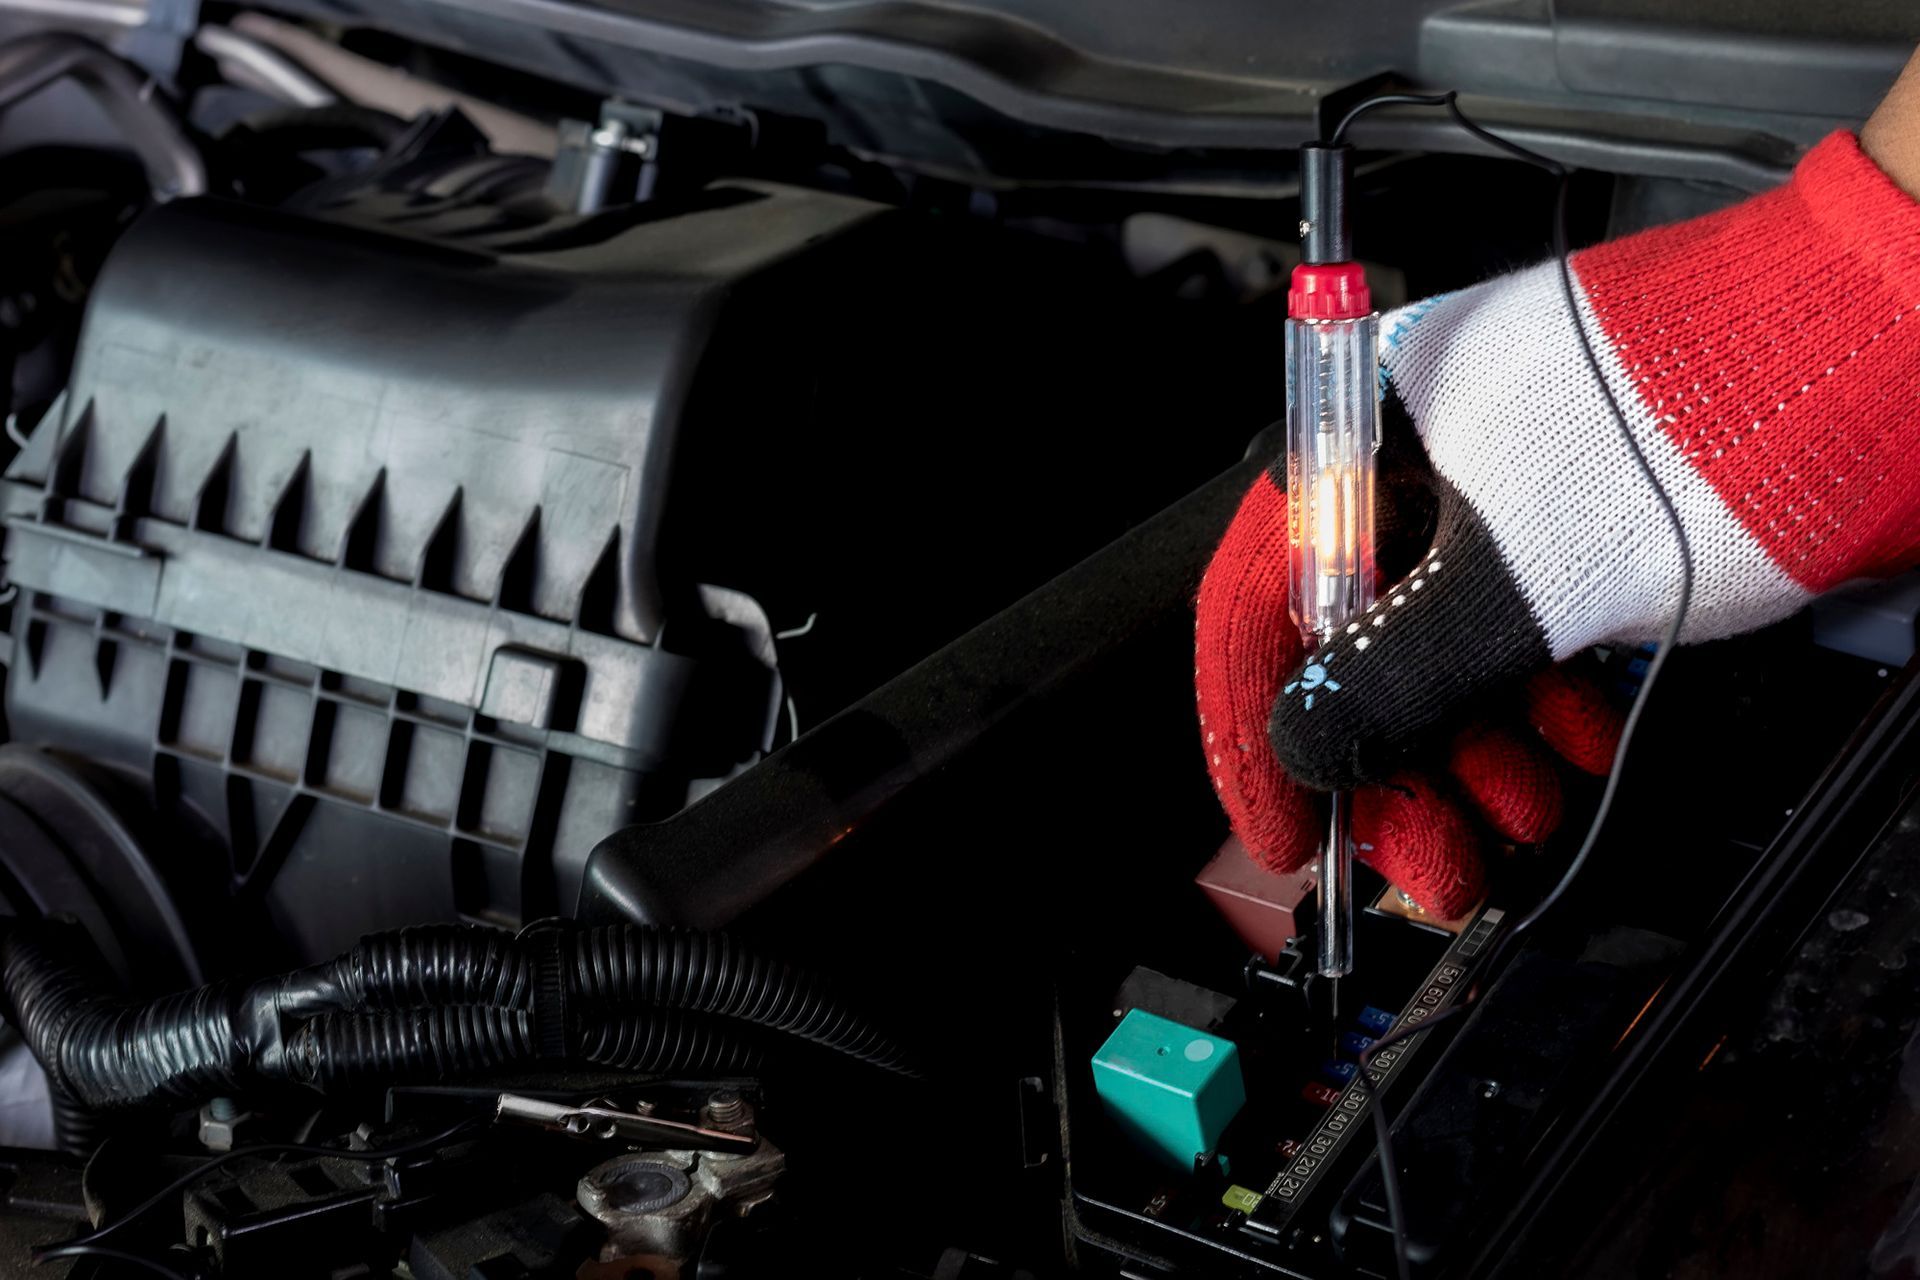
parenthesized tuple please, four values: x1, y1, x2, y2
(0, 188, 888, 960)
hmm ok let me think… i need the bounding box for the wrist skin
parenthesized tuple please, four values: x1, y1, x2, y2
(1863, 45, 1920, 200)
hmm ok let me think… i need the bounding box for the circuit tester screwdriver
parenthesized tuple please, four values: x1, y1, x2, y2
(1286, 139, 1381, 1010)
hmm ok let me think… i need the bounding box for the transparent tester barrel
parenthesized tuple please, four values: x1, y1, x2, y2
(1286, 313, 1381, 645)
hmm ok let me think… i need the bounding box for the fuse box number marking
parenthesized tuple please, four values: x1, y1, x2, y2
(1247, 909, 1504, 1232)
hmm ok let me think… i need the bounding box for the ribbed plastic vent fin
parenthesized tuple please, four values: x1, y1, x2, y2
(416, 486, 464, 594)
(266, 450, 312, 552)
(340, 468, 387, 572)
(496, 507, 542, 615)
(191, 432, 238, 534)
(112, 416, 164, 539)
(91, 636, 115, 699)
(45, 407, 90, 504)
(575, 527, 621, 637)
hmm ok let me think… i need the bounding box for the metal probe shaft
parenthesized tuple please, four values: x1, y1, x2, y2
(1320, 790, 1355, 983)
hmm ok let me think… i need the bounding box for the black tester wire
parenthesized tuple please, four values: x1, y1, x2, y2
(1318, 91, 1697, 1280)
(30, 1116, 488, 1275)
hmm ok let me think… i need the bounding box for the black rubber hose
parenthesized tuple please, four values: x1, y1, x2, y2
(327, 922, 913, 1076)
(325, 924, 533, 1011)
(0, 923, 242, 1109)
(271, 1007, 765, 1089)
(576, 1010, 765, 1075)
(48, 1084, 112, 1157)
(0, 923, 538, 1108)
(1, 918, 910, 1108)
(285, 1008, 763, 1088)
(0, 920, 530, 1108)
(566, 926, 917, 1077)
(287, 1006, 536, 1091)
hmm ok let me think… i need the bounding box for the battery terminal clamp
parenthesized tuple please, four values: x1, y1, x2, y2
(494, 1093, 758, 1154)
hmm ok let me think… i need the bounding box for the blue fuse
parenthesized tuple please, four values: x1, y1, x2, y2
(1339, 1030, 1375, 1057)
(1613, 642, 1659, 698)
(1356, 1006, 1395, 1037)
(1321, 1059, 1358, 1085)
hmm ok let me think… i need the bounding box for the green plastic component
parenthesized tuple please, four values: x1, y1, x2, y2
(1222, 1184, 1264, 1215)
(1091, 1009, 1246, 1171)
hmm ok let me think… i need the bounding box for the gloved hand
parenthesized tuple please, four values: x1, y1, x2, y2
(1197, 129, 1920, 915)
(1197, 475, 1623, 916)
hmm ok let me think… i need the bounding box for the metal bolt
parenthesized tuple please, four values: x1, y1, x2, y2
(703, 1089, 747, 1129)
(198, 1099, 253, 1153)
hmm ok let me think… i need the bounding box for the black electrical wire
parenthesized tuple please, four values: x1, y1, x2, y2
(1325, 92, 1698, 1280)
(29, 1116, 486, 1271)
(31, 1242, 194, 1279)
(1326, 93, 1458, 148)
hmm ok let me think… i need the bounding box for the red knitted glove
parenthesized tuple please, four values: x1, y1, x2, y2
(1199, 129, 1920, 914)
(1196, 477, 1621, 917)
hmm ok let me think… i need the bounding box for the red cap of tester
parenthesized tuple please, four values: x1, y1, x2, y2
(1288, 261, 1373, 321)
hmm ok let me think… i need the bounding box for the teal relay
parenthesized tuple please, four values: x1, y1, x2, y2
(1092, 1008, 1246, 1171)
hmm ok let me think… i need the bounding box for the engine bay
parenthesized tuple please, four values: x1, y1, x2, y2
(0, 5, 1916, 1278)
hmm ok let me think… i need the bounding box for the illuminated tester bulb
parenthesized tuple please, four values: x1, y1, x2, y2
(1284, 147, 1381, 985)
(1286, 312, 1378, 646)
